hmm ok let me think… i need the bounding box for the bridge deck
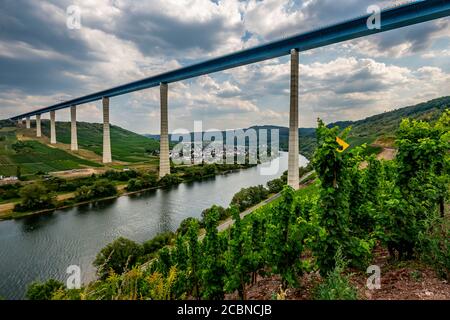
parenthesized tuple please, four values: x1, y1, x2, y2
(11, 0, 450, 120)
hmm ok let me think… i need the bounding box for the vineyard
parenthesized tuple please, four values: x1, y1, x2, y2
(0, 131, 101, 177)
(25, 109, 449, 300)
(39, 121, 160, 163)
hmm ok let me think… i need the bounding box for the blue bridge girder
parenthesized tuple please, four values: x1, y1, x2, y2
(10, 0, 450, 120)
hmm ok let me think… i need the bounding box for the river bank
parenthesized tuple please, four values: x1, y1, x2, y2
(0, 152, 308, 299)
(0, 167, 248, 221)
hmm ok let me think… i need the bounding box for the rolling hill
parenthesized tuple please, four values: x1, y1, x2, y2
(39, 121, 159, 163)
(0, 127, 101, 177)
(0, 121, 160, 177)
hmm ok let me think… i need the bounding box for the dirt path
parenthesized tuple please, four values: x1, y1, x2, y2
(377, 147, 397, 161)
(225, 246, 450, 300)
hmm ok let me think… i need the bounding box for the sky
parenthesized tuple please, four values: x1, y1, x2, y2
(0, 0, 449, 134)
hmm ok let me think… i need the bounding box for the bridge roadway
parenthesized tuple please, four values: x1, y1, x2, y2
(10, 0, 450, 188)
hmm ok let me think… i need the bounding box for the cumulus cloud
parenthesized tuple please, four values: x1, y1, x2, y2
(0, 0, 449, 133)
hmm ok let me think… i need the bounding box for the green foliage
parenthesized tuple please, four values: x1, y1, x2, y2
(37, 107, 449, 300)
(142, 232, 174, 256)
(74, 179, 117, 202)
(313, 248, 358, 300)
(101, 169, 138, 181)
(83, 266, 181, 300)
(40, 120, 159, 163)
(158, 174, 182, 188)
(418, 214, 450, 280)
(266, 178, 285, 194)
(264, 187, 315, 288)
(224, 207, 253, 299)
(0, 183, 21, 201)
(186, 219, 201, 299)
(14, 183, 56, 212)
(94, 237, 144, 279)
(312, 119, 373, 273)
(176, 217, 201, 236)
(230, 185, 269, 212)
(127, 173, 158, 192)
(201, 205, 230, 225)
(26, 279, 64, 300)
(385, 111, 449, 258)
(0, 139, 101, 177)
(200, 207, 225, 299)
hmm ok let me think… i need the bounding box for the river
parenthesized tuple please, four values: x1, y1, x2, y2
(0, 152, 308, 299)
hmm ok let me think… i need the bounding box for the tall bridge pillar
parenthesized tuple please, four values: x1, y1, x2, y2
(26, 116, 30, 129)
(36, 114, 41, 137)
(102, 97, 112, 164)
(288, 49, 299, 190)
(70, 106, 78, 151)
(50, 111, 56, 144)
(159, 83, 170, 178)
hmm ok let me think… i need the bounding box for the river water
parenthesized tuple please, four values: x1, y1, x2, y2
(0, 152, 307, 299)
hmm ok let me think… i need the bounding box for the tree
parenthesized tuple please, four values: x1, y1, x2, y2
(266, 178, 284, 194)
(158, 174, 182, 188)
(15, 183, 56, 212)
(201, 205, 229, 224)
(26, 279, 64, 300)
(231, 185, 269, 212)
(94, 237, 143, 279)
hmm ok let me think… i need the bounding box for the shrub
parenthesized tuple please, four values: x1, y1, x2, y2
(266, 178, 284, 194)
(26, 279, 64, 300)
(101, 169, 139, 181)
(418, 214, 450, 280)
(14, 183, 56, 212)
(143, 232, 175, 255)
(176, 217, 201, 236)
(74, 179, 117, 202)
(0, 183, 21, 201)
(230, 185, 269, 212)
(158, 174, 182, 188)
(201, 205, 230, 225)
(313, 249, 358, 300)
(126, 174, 158, 192)
(94, 237, 144, 279)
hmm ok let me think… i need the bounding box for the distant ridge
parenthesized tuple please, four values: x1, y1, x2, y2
(144, 96, 449, 159)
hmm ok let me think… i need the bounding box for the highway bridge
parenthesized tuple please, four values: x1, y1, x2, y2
(11, 0, 450, 188)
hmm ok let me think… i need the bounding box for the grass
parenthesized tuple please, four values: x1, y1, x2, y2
(40, 121, 159, 163)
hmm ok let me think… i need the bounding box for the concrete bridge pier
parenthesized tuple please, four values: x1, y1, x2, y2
(50, 111, 56, 144)
(102, 97, 112, 163)
(36, 114, 41, 137)
(288, 48, 299, 190)
(70, 106, 78, 151)
(26, 116, 30, 129)
(159, 83, 170, 178)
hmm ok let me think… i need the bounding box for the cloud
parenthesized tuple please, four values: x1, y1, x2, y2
(0, 0, 449, 133)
